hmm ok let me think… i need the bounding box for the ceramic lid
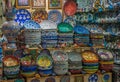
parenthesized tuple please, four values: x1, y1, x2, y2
(40, 20, 57, 29)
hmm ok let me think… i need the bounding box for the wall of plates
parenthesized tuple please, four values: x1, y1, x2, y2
(0, 0, 120, 82)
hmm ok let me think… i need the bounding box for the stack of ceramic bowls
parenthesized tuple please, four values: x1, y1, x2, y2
(90, 32, 104, 46)
(0, 47, 3, 79)
(52, 50, 68, 75)
(3, 55, 20, 79)
(23, 20, 41, 46)
(37, 49, 53, 76)
(67, 51, 82, 74)
(57, 22, 73, 47)
(97, 49, 114, 72)
(40, 20, 58, 48)
(74, 26, 90, 46)
(20, 55, 37, 78)
(2, 12, 21, 49)
(81, 50, 99, 73)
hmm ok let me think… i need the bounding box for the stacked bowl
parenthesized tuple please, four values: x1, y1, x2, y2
(3, 55, 20, 78)
(40, 20, 58, 48)
(97, 49, 114, 72)
(52, 50, 68, 75)
(57, 22, 73, 47)
(81, 50, 99, 73)
(20, 55, 37, 78)
(74, 26, 90, 46)
(37, 49, 53, 76)
(68, 51, 82, 74)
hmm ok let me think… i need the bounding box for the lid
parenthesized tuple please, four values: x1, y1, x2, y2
(40, 20, 57, 29)
(57, 22, 73, 33)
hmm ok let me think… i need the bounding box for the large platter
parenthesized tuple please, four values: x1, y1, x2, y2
(48, 10, 62, 24)
(14, 9, 31, 26)
(32, 9, 48, 23)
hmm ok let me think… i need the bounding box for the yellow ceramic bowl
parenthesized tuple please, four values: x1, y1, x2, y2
(100, 61, 114, 64)
(84, 69, 98, 74)
(21, 71, 36, 78)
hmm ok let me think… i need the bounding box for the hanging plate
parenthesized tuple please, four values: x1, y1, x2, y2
(88, 74, 98, 82)
(102, 74, 110, 82)
(32, 9, 48, 23)
(45, 77, 55, 82)
(48, 10, 62, 24)
(14, 9, 31, 26)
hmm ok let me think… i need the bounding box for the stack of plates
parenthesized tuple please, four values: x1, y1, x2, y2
(68, 51, 82, 74)
(74, 26, 90, 46)
(97, 49, 114, 72)
(40, 20, 58, 48)
(81, 50, 99, 73)
(57, 22, 73, 47)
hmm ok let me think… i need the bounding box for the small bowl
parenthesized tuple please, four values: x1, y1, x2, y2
(21, 71, 36, 78)
(38, 68, 53, 76)
(21, 65, 37, 72)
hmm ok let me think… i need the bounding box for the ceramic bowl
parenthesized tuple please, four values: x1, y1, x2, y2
(21, 65, 37, 72)
(4, 65, 20, 76)
(84, 69, 98, 74)
(38, 68, 53, 76)
(21, 71, 36, 78)
(69, 69, 82, 74)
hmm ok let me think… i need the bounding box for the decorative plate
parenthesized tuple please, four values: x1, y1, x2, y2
(57, 22, 73, 33)
(40, 20, 57, 29)
(3, 55, 19, 66)
(23, 20, 40, 29)
(97, 49, 113, 60)
(48, 10, 62, 24)
(102, 74, 110, 82)
(81, 51, 99, 63)
(60, 76, 70, 82)
(45, 77, 55, 82)
(37, 54, 53, 69)
(88, 74, 98, 82)
(63, 0, 77, 16)
(64, 17, 76, 27)
(32, 9, 48, 23)
(14, 9, 31, 26)
(74, 26, 90, 34)
(52, 50, 68, 61)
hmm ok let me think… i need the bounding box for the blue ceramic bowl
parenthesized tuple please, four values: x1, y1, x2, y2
(38, 68, 53, 76)
(21, 65, 37, 72)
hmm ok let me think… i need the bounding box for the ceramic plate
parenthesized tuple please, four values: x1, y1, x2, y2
(52, 50, 68, 61)
(88, 74, 98, 82)
(37, 54, 52, 69)
(40, 20, 57, 29)
(48, 10, 62, 24)
(23, 20, 40, 29)
(32, 9, 48, 23)
(14, 9, 31, 26)
(64, 17, 76, 27)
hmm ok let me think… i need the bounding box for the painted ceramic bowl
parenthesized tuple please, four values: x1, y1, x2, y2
(38, 68, 53, 76)
(21, 65, 37, 72)
(74, 26, 90, 34)
(4, 65, 20, 78)
(81, 51, 99, 63)
(37, 54, 53, 70)
(97, 49, 113, 61)
(3, 56, 19, 67)
(57, 22, 73, 33)
(40, 20, 57, 30)
(84, 69, 98, 73)
(21, 71, 36, 78)
(69, 69, 82, 74)
(100, 64, 113, 71)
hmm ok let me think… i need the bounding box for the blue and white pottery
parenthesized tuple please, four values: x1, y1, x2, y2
(14, 9, 31, 26)
(48, 10, 62, 24)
